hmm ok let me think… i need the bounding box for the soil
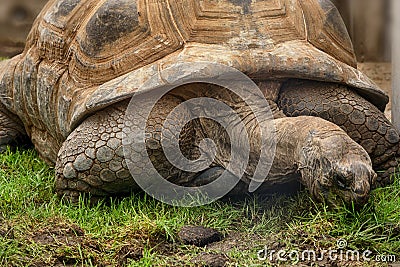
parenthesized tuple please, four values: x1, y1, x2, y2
(178, 226, 223, 247)
(28, 222, 105, 267)
(191, 253, 228, 267)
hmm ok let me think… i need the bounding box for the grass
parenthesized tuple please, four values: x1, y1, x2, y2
(0, 148, 399, 266)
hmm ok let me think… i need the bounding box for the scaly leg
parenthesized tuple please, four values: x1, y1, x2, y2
(55, 96, 202, 202)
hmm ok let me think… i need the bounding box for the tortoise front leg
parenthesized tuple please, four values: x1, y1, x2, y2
(54, 96, 202, 202)
(278, 80, 400, 186)
(55, 100, 133, 201)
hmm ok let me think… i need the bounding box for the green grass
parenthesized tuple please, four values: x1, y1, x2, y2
(0, 148, 399, 266)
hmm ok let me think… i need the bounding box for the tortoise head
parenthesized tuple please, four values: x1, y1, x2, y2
(299, 131, 377, 209)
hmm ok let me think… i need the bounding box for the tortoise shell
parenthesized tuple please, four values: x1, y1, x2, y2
(0, 0, 388, 145)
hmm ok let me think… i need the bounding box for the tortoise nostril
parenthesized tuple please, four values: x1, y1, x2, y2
(353, 180, 370, 195)
(354, 186, 366, 195)
(335, 162, 374, 191)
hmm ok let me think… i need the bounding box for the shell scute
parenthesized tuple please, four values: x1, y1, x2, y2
(80, 0, 139, 57)
(43, 0, 82, 29)
(301, 0, 357, 67)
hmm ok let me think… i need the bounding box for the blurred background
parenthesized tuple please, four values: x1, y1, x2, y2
(0, 0, 48, 57)
(332, 0, 391, 62)
(332, 0, 392, 121)
(0, 0, 394, 119)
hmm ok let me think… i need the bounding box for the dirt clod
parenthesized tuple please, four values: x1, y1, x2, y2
(192, 253, 228, 267)
(178, 225, 223, 247)
(32, 223, 85, 246)
(115, 244, 143, 265)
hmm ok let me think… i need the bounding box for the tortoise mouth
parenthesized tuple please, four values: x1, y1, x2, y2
(312, 164, 372, 209)
(316, 178, 371, 209)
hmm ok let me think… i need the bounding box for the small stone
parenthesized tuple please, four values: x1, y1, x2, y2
(377, 124, 388, 135)
(340, 103, 354, 115)
(55, 176, 68, 189)
(192, 253, 228, 267)
(115, 146, 124, 157)
(91, 164, 102, 174)
(365, 116, 379, 131)
(386, 129, 400, 144)
(83, 175, 103, 187)
(76, 181, 90, 191)
(178, 226, 222, 247)
(360, 139, 375, 154)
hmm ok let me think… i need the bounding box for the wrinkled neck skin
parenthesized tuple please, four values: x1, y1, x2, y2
(172, 83, 331, 187)
(171, 83, 292, 185)
(189, 83, 375, 205)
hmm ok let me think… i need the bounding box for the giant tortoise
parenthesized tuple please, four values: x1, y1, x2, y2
(0, 0, 398, 206)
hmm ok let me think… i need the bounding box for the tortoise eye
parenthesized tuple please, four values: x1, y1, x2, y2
(334, 174, 349, 189)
